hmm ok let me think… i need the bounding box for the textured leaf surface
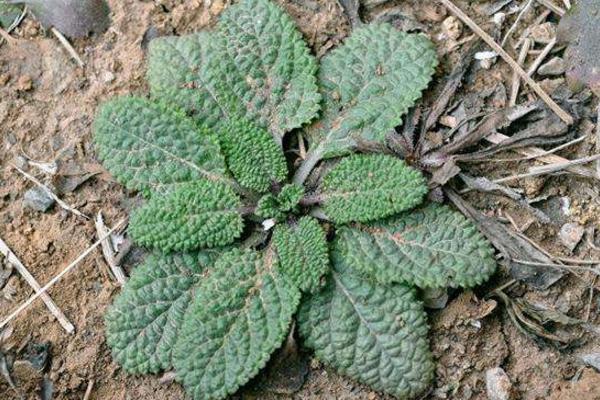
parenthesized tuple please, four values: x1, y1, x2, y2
(304, 23, 437, 159)
(219, 118, 288, 193)
(147, 0, 320, 139)
(319, 154, 427, 223)
(298, 262, 434, 399)
(216, 0, 320, 139)
(129, 181, 243, 253)
(147, 33, 236, 130)
(255, 183, 304, 220)
(173, 249, 300, 400)
(334, 204, 497, 288)
(0, 2, 21, 28)
(93, 97, 227, 196)
(273, 217, 329, 293)
(105, 250, 221, 374)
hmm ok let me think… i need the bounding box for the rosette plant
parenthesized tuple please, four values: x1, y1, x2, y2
(94, 0, 497, 399)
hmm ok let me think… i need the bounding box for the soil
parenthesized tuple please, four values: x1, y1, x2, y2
(1, 0, 600, 399)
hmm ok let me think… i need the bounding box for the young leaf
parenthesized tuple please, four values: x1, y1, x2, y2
(94, 97, 228, 196)
(9, 0, 110, 38)
(255, 183, 304, 220)
(334, 204, 497, 288)
(105, 250, 222, 374)
(272, 216, 329, 293)
(147, 0, 320, 140)
(173, 249, 300, 400)
(129, 180, 244, 253)
(317, 154, 427, 224)
(304, 23, 437, 160)
(219, 118, 288, 193)
(298, 262, 434, 399)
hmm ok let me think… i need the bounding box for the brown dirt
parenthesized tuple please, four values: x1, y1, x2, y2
(1, 0, 600, 399)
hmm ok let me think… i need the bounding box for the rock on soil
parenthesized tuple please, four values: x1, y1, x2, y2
(23, 187, 55, 212)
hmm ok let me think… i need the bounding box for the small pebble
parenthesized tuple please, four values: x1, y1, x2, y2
(16, 75, 33, 92)
(442, 16, 462, 40)
(538, 57, 566, 76)
(559, 222, 584, 252)
(23, 187, 55, 212)
(486, 367, 513, 400)
(101, 71, 115, 83)
(530, 22, 557, 44)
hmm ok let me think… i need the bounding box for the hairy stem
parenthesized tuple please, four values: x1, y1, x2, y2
(293, 146, 324, 186)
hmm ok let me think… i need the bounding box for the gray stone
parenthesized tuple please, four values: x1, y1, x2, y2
(23, 187, 55, 212)
(559, 222, 584, 252)
(486, 367, 513, 400)
(538, 57, 566, 76)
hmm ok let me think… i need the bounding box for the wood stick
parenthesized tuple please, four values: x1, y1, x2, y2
(536, 0, 566, 16)
(485, 132, 599, 179)
(526, 38, 557, 76)
(95, 212, 127, 285)
(0, 238, 75, 334)
(510, 38, 531, 106)
(439, 0, 574, 126)
(493, 153, 600, 183)
(50, 28, 84, 67)
(0, 219, 127, 331)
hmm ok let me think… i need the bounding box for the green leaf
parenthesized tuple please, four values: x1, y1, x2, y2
(105, 250, 222, 374)
(147, 32, 238, 130)
(219, 118, 288, 193)
(255, 183, 304, 220)
(216, 0, 321, 140)
(304, 23, 438, 159)
(0, 2, 22, 28)
(129, 180, 244, 253)
(318, 154, 427, 224)
(93, 96, 228, 196)
(272, 216, 329, 293)
(334, 204, 497, 289)
(147, 0, 320, 141)
(298, 262, 434, 399)
(173, 249, 300, 400)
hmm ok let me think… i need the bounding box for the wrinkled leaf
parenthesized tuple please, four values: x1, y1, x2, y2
(93, 96, 228, 196)
(298, 261, 434, 399)
(0, 2, 22, 29)
(303, 23, 437, 160)
(334, 204, 497, 289)
(317, 154, 428, 223)
(105, 250, 222, 374)
(147, 0, 320, 141)
(129, 180, 244, 253)
(173, 249, 300, 400)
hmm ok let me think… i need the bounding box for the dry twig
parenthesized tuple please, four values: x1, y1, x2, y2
(0, 219, 127, 331)
(536, 0, 566, 16)
(50, 27, 84, 67)
(526, 38, 557, 76)
(485, 132, 599, 179)
(95, 212, 127, 285)
(0, 238, 75, 334)
(493, 154, 600, 183)
(510, 38, 532, 106)
(439, 0, 574, 125)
